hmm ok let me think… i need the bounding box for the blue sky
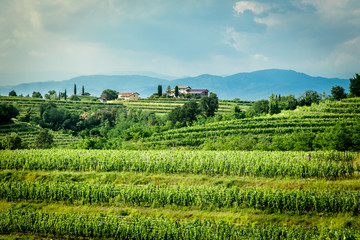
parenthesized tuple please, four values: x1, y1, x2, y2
(0, 0, 360, 85)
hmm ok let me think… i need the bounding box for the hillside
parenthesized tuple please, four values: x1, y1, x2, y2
(140, 97, 360, 149)
(0, 69, 349, 100)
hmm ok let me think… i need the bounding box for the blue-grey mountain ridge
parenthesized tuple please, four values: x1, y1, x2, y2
(0, 69, 349, 100)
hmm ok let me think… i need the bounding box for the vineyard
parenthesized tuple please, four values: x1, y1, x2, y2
(120, 98, 253, 115)
(0, 123, 80, 148)
(141, 98, 360, 148)
(0, 149, 360, 239)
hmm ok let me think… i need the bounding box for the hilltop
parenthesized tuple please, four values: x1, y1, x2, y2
(0, 69, 349, 100)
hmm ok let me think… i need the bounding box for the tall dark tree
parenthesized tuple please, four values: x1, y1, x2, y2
(64, 89, 67, 100)
(8, 90, 17, 96)
(158, 85, 162, 97)
(331, 85, 346, 100)
(82, 85, 85, 96)
(200, 92, 219, 117)
(175, 86, 179, 97)
(269, 94, 281, 115)
(349, 73, 360, 97)
(74, 84, 77, 95)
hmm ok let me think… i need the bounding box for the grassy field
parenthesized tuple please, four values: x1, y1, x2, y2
(0, 149, 359, 239)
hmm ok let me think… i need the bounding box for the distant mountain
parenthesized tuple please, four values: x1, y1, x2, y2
(0, 69, 349, 100)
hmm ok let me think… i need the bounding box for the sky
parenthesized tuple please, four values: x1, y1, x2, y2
(0, 0, 360, 86)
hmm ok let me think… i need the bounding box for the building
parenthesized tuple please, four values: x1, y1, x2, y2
(118, 92, 139, 101)
(178, 86, 191, 94)
(98, 97, 107, 103)
(187, 89, 209, 98)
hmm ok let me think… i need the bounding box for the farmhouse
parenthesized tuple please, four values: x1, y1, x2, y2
(169, 86, 209, 98)
(118, 92, 139, 101)
(178, 86, 191, 94)
(187, 89, 209, 98)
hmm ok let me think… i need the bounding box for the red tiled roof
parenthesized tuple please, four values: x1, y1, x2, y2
(187, 89, 208, 93)
(118, 92, 138, 97)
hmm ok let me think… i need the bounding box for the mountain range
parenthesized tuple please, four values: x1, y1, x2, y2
(0, 69, 349, 100)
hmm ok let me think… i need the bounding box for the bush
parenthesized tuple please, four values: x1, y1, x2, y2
(35, 129, 54, 149)
(0, 103, 19, 124)
(1, 133, 22, 150)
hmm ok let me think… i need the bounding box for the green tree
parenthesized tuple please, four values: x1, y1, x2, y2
(1, 133, 22, 150)
(101, 89, 118, 100)
(158, 85, 163, 97)
(69, 95, 81, 101)
(0, 103, 19, 124)
(168, 101, 200, 126)
(64, 89, 67, 100)
(8, 90, 17, 96)
(247, 100, 269, 117)
(200, 92, 218, 117)
(331, 85, 346, 100)
(349, 73, 360, 97)
(175, 86, 179, 97)
(74, 84, 77, 95)
(32, 91, 42, 98)
(269, 94, 281, 115)
(298, 90, 321, 106)
(82, 85, 85, 96)
(35, 129, 54, 149)
(44, 90, 56, 100)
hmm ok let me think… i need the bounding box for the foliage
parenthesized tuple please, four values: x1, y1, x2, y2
(44, 90, 56, 100)
(175, 85, 179, 97)
(247, 100, 269, 117)
(349, 73, 360, 97)
(168, 101, 201, 126)
(8, 90, 17, 96)
(1, 132, 22, 150)
(34, 128, 54, 149)
(37, 102, 79, 131)
(69, 95, 81, 101)
(101, 89, 118, 100)
(1, 150, 355, 178)
(32, 91, 43, 99)
(298, 90, 321, 106)
(74, 84, 77, 95)
(0, 103, 19, 124)
(331, 85, 346, 100)
(200, 92, 219, 117)
(2, 209, 358, 239)
(158, 85, 162, 97)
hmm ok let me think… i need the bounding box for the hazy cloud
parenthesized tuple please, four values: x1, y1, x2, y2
(233, 1, 270, 15)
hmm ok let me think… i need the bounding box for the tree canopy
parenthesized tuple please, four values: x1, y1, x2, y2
(349, 73, 360, 97)
(331, 85, 346, 100)
(101, 89, 118, 100)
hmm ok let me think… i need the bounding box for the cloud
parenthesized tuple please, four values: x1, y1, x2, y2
(233, 1, 270, 15)
(223, 27, 249, 52)
(253, 54, 269, 62)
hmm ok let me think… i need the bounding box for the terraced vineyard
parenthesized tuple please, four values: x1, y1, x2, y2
(0, 150, 359, 239)
(1, 96, 252, 118)
(118, 98, 253, 115)
(0, 123, 80, 148)
(141, 98, 360, 148)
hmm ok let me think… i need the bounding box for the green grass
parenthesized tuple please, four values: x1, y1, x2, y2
(1, 170, 360, 191)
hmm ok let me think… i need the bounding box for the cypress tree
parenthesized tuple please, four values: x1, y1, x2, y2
(175, 86, 179, 97)
(74, 84, 77, 95)
(64, 89, 67, 100)
(82, 85, 84, 96)
(158, 85, 162, 97)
